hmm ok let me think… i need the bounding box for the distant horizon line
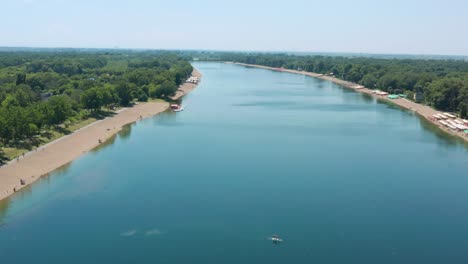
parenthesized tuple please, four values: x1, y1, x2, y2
(0, 45, 467, 58)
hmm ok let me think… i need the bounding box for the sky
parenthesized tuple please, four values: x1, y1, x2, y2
(1, 0, 468, 55)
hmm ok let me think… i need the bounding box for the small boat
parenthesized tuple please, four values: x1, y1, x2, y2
(269, 234, 283, 243)
(173, 105, 184, 112)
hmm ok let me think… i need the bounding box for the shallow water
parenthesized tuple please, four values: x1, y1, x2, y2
(0, 62, 467, 264)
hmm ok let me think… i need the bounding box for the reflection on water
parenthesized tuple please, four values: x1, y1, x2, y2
(91, 134, 117, 153)
(419, 117, 468, 149)
(360, 92, 376, 103)
(0, 198, 10, 221)
(276, 81, 304, 86)
(118, 124, 133, 140)
(152, 110, 179, 126)
(0, 162, 73, 220)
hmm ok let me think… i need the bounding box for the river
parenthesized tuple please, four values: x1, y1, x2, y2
(0, 62, 467, 263)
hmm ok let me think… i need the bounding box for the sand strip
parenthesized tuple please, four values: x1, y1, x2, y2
(0, 69, 201, 202)
(233, 62, 468, 142)
(170, 69, 202, 100)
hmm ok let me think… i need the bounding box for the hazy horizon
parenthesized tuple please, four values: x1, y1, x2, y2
(2, 46, 468, 58)
(2, 0, 468, 56)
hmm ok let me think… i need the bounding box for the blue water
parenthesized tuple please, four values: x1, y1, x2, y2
(0, 62, 467, 264)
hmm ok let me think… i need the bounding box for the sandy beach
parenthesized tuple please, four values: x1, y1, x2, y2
(234, 62, 468, 143)
(0, 69, 201, 202)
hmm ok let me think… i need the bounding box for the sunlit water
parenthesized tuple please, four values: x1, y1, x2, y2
(0, 62, 467, 264)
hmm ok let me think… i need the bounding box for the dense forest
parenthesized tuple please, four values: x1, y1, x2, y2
(193, 52, 468, 118)
(0, 50, 193, 162)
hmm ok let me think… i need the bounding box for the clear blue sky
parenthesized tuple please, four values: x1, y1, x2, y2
(2, 0, 468, 55)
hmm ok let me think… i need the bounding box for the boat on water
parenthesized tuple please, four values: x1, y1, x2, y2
(171, 104, 184, 112)
(269, 234, 283, 243)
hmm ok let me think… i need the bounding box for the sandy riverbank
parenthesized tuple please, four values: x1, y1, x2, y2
(0, 69, 201, 202)
(171, 69, 202, 100)
(233, 62, 468, 143)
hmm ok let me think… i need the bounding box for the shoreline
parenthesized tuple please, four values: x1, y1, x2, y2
(0, 68, 201, 202)
(171, 69, 202, 100)
(232, 62, 468, 143)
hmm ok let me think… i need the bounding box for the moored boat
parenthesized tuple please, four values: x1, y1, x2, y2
(172, 105, 185, 112)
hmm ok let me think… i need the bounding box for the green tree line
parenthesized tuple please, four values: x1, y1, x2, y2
(0, 51, 192, 153)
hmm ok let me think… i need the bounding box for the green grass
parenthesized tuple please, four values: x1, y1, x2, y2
(2, 147, 24, 161)
(2, 117, 98, 161)
(67, 118, 97, 131)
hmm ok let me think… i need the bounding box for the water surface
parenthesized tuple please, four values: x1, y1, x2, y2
(0, 62, 467, 264)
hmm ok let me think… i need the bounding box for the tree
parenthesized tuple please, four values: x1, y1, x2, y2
(81, 87, 104, 111)
(102, 85, 118, 109)
(159, 80, 177, 97)
(138, 93, 148, 102)
(45, 96, 73, 125)
(1, 95, 19, 108)
(16, 73, 26, 85)
(459, 102, 467, 118)
(360, 73, 378, 88)
(425, 78, 463, 111)
(15, 85, 36, 107)
(115, 82, 133, 105)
